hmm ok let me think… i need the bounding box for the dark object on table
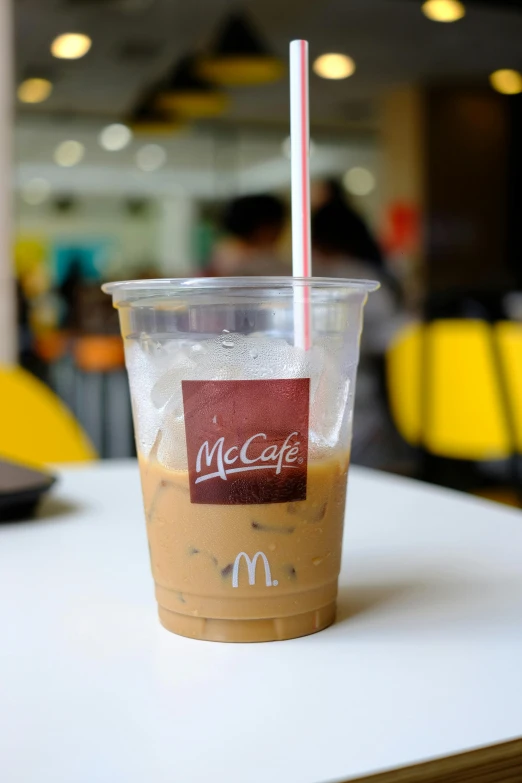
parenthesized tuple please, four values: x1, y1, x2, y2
(0, 459, 56, 522)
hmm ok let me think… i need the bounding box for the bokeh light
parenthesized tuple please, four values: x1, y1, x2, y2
(489, 69, 522, 95)
(51, 33, 92, 59)
(54, 140, 85, 167)
(21, 178, 52, 205)
(421, 0, 466, 23)
(313, 53, 356, 80)
(99, 124, 133, 151)
(135, 144, 167, 172)
(17, 78, 53, 104)
(343, 167, 376, 197)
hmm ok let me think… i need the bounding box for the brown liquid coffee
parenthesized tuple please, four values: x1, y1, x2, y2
(139, 451, 350, 642)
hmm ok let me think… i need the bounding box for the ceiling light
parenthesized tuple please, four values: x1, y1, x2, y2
(99, 123, 132, 151)
(17, 78, 53, 104)
(129, 99, 185, 135)
(51, 33, 92, 60)
(54, 140, 85, 167)
(421, 0, 466, 22)
(313, 53, 355, 80)
(157, 56, 229, 119)
(135, 144, 166, 172)
(21, 178, 51, 206)
(343, 167, 376, 197)
(197, 12, 284, 86)
(489, 69, 522, 95)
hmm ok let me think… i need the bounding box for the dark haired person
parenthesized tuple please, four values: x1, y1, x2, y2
(312, 181, 406, 470)
(209, 194, 287, 277)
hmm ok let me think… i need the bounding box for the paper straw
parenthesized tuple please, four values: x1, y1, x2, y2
(290, 39, 312, 350)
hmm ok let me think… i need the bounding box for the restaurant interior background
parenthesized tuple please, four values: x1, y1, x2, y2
(3, 0, 522, 504)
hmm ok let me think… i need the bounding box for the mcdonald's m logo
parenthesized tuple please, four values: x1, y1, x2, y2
(232, 551, 278, 588)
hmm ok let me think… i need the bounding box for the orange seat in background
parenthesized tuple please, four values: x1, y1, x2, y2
(73, 335, 125, 373)
(0, 365, 96, 466)
(34, 330, 69, 363)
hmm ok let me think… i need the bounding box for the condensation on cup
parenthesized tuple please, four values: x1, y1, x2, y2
(103, 277, 378, 642)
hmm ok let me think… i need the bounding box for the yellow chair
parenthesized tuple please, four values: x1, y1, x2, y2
(495, 321, 522, 454)
(387, 320, 522, 461)
(0, 365, 96, 467)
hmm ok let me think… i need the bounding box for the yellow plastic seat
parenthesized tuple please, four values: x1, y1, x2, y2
(0, 365, 96, 467)
(495, 321, 522, 453)
(387, 320, 522, 461)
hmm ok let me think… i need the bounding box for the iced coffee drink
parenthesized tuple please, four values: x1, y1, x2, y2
(140, 439, 350, 642)
(103, 277, 378, 642)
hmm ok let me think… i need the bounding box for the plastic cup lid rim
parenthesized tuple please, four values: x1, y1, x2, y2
(102, 276, 380, 295)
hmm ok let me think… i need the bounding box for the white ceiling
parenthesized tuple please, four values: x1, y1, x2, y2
(14, 121, 378, 200)
(15, 0, 522, 128)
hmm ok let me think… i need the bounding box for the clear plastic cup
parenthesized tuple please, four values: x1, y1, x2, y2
(103, 277, 378, 642)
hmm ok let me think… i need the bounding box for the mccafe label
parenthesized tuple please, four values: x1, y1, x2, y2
(182, 379, 310, 504)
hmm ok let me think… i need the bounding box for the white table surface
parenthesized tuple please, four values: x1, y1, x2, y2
(1, 462, 522, 783)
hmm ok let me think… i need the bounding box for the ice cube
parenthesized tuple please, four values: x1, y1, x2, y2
(126, 332, 355, 467)
(156, 407, 188, 471)
(125, 337, 198, 459)
(150, 354, 197, 408)
(308, 340, 355, 452)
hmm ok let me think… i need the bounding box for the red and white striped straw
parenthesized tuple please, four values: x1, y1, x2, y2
(290, 39, 312, 350)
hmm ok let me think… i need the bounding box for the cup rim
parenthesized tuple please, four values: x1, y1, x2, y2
(102, 276, 380, 298)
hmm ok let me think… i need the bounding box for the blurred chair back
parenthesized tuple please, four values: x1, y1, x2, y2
(72, 335, 133, 459)
(0, 365, 96, 466)
(387, 320, 522, 461)
(34, 330, 69, 364)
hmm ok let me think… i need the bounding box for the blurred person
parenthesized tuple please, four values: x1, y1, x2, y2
(209, 194, 287, 276)
(134, 262, 162, 280)
(59, 256, 83, 331)
(312, 182, 408, 471)
(312, 179, 384, 268)
(16, 280, 42, 377)
(312, 180, 402, 352)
